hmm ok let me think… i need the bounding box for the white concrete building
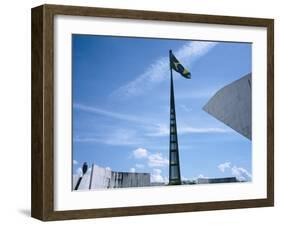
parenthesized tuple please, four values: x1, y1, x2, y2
(74, 164, 150, 190)
(203, 73, 252, 140)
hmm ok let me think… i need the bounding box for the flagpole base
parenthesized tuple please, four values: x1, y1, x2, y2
(168, 180, 182, 185)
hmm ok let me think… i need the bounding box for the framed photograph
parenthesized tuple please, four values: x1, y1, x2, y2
(31, 4, 274, 221)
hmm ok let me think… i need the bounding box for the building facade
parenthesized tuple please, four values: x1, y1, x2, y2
(197, 177, 239, 184)
(73, 164, 150, 190)
(203, 73, 252, 140)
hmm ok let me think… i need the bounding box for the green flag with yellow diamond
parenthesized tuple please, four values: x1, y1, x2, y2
(169, 50, 191, 79)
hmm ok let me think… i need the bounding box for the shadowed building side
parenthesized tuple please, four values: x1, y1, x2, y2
(203, 73, 252, 140)
(197, 177, 239, 184)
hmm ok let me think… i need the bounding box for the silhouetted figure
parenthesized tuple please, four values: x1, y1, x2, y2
(74, 162, 88, 190)
(82, 162, 88, 175)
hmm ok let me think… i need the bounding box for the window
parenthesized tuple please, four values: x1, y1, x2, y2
(171, 134, 176, 141)
(171, 143, 177, 150)
(170, 166, 179, 179)
(170, 151, 177, 164)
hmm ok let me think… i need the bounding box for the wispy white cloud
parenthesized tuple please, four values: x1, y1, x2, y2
(112, 41, 217, 98)
(180, 104, 192, 113)
(73, 160, 79, 165)
(176, 88, 218, 100)
(130, 167, 136, 173)
(179, 126, 231, 134)
(195, 174, 210, 183)
(74, 128, 142, 146)
(218, 162, 231, 172)
(146, 123, 231, 137)
(197, 174, 208, 179)
(151, 169, 168, 183)
(74, 103, 163, 132)
(131, 148, 169, 168)
(146, 124, 169, 137)
(74, 103, 230, 142)
(231, 166, 252, 181)
(187, 174, 209, 182)
(147, 152, 169, 167)
(132, 148, 148, 159)
(134, 144, 191, 151)
(74, 103, 148, 124)
(217, 161, 252, 182)
(135, 163, 145, 169)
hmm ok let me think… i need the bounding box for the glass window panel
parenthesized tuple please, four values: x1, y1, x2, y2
(170, 152, 177, 164)
(171, 134, 177, 141)
(171, 166, 179, 179)
(171, 143, 177, 150)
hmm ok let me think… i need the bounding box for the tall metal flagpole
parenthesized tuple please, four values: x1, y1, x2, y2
(169, 50, 181, 185)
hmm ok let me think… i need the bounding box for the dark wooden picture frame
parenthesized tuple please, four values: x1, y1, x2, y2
(31, 4, 274, 221)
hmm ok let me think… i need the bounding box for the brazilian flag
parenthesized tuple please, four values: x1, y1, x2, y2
(169, 50, 191, 79)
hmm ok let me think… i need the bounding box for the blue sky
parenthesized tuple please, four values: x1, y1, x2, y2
(72, 34, 252, 184)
